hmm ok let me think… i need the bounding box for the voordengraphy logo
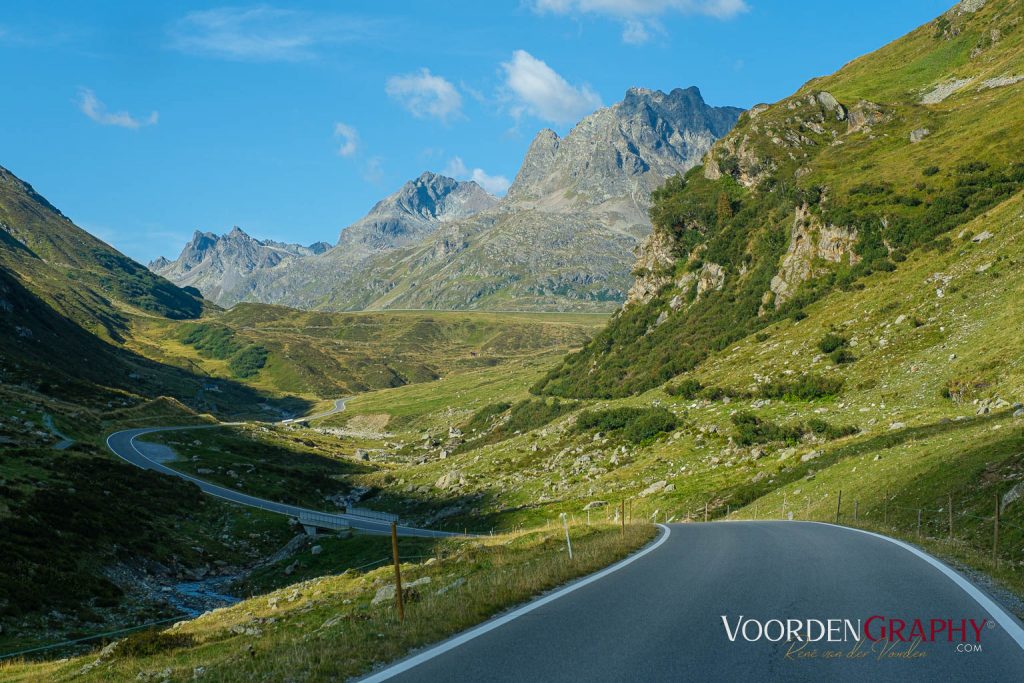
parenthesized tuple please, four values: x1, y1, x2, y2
(721, 615, 990, 660)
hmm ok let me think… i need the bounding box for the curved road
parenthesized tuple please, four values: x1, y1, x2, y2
(106, 399, 456, 538)
(364, 522, 1024, 681)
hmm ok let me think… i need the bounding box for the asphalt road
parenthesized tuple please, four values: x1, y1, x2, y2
(105, 400, 456, 538)
(365, 521, 1024, 682)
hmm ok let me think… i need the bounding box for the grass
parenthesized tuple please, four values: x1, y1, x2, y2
(3, 523, 655, 682)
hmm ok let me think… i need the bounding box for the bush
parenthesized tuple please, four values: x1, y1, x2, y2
(576, 406, 677, 444)
(731, 412, 803, 446)
(817, 333, 848, 354)
(228, 345, 268, 378)
(829, 348, 856, 365)
(759, 373, 843, 401)
(666, 378, 703, 398)
(922, 166, 940, 177)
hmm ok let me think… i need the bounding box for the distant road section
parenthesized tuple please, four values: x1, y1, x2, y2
(106, 399, 456, 538)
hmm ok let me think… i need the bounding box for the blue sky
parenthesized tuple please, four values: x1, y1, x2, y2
(0, 0, 952, 264)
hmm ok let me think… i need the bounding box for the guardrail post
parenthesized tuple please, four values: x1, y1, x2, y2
(560, 513, 573, 560)
(835, 490, 842, 524)
(993, 493, 1000, 563)
(390, 522, 404, 622)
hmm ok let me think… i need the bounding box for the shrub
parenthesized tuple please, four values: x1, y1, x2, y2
(576, 407, 677, 444)
(666, 378, 703, 398)
(817, 333, 848, 354)
(759, 373, 843, 401)
(922, 166, 940, 177)
(829, 348, 856, 365)
(227, 345, 268, 378)
(731, 412, 803, 446)
(115, 630, 196, 659)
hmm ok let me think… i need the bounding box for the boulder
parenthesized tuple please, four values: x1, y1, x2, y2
(583, 500, 608, 511)
(639, 480, 668, 497)
(800, 450, 822, 462)
(311, 545, 323, 556)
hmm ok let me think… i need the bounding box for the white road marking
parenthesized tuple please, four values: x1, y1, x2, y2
(812, 522, 1024, 650)
(358, 524, 673, 682)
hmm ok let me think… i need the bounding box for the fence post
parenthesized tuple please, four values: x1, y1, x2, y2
(917, 509, 922, 539)
(704, 501, 709, 523)
(854, 500, 858, 523)
(390, 522, 404, 622)
(560, 513, 573, 560)
(884, 489, 889, 527)
(782, 493, 787, 520)
(727, 504, 731, 517)
(628, 498, 632, 524)
(835, 490, 842, 524)
(948, 494, 954, 541)
(993, 493, 1000, 563)
(620, 500, 625, 536)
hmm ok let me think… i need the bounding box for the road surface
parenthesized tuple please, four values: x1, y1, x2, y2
(364, 521, 1024, 681)
(106, 399, 457, 538)
(279, 397, 349, 424)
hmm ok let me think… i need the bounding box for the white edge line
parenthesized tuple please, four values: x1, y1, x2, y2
(358, 523, 673, 682)
(809, 521, 1024, 650)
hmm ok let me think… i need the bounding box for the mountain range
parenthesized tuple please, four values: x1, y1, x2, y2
(152, 87, 743, 312)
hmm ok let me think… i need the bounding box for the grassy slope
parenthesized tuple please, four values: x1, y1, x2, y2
(130, 305, 605, 401)
(4, 524, 654, 682)
(533, 0, 1024, 399)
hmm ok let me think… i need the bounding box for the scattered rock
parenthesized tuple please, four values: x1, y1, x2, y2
(639, 480, 668, 497)
(583, 500, 607, 510)
(800, 450, 822, 463)
(971, 230, 993, 243)
(311, 545, 323, 556)
(909, 128, 930, 143)
(889, 422, 906, 431)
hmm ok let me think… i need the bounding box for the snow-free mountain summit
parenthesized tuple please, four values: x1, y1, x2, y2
(154, 87, 743, 311)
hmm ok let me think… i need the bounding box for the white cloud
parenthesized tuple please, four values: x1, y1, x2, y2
(531, 0, 748, 19)
(531, 0, 748, 44)
(334, 122, 359, 157)
(386, 68, 463, 123)
(77, 89, 158, 129)
(168, 6, 374, 62)
(621, 19, 651, 44)
(501, 50, 601, 125)
(443, 156, 510, 196)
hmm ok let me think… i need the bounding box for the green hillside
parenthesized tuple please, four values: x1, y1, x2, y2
(534, 0, 1024, 399)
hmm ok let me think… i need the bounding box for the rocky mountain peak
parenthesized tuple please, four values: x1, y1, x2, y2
(506, 87, 742, 207)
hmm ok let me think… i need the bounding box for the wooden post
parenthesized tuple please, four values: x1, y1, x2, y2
(948, 494, 954, 541)
(854, 500, 858, 523)
(993, 494, 1000, 563)
(835, 490, 842, 524)
(704, 501, 709, 523)
(620, 499, 625, 536)
(390, 522, 404, 622)
(782, 493, 787, 520)
(917, 509, 922, 538)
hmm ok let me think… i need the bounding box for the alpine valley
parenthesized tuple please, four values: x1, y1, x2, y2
(4, 1, 1024, 681)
